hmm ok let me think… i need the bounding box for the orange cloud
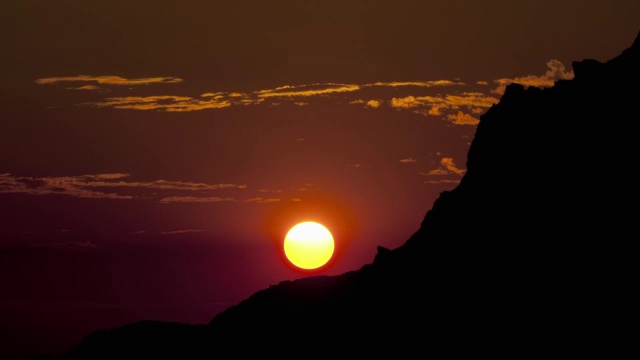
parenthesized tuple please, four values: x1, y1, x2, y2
(492, 59, 574, 95)
(69, 85, 100, 90)
(421, 157, 466, 176)
(440, 157, 465, 175)
(86, 95, 233, 112)
(365, 80, 464, 87)
(36, 75, 183, 86)
(399, 158, 416, 163)
(366, 100, 381, 108)
(390, 92, 497, 124)
(349, 99, 381, 108)
(255, 83, 360, 98)
(390, 96, 422, 109)
(38, 77, 490, 117)
(391, 93, 498, 110)
(424, 179, 461, 185)
(447, 111, 480, 125)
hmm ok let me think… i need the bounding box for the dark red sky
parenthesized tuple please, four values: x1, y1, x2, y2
(1, 1, 638, 357)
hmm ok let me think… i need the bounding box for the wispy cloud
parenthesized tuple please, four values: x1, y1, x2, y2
(399, 158, 417, 163)
(85, 95, 233, 112)
(420, 157, 466, 176)
(159, 196, 236, 203)
(159, 229, 206, 235)
(34, 65, 565, 121)
(0, 173, 245, 201)
(255, 83, 360, 98)
(69, 85, 100, 91)
(424, 179, 461, 185)
(391, 92, 499, 110)
(0, 173, 133, 199)
(390, 92, 497, 124)
(243, 197, 281, 203)
(365, 80, 464, 87)
(492, 59, 574, 95)
(35, 75, 183, 86)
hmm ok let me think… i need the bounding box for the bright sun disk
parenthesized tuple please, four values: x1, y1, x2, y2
(284, 221, 334, 270)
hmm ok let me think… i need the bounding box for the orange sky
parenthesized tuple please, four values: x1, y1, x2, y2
(0, 1, 638, 357)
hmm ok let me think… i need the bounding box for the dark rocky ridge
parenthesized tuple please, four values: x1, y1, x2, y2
(59, 31, 639, 358)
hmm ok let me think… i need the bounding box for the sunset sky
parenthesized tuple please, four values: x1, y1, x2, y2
(1, 1, 638, 357)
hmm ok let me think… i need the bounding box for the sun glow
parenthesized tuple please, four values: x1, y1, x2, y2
(284, 222, 334, 270)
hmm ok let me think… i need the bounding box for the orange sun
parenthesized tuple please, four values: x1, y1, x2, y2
(284, 221, 334, 270)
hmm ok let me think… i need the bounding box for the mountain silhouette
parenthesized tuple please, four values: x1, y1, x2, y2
(38, 31, 638, 359)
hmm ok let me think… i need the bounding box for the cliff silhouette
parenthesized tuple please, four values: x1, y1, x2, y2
(51, 31, 639, 358)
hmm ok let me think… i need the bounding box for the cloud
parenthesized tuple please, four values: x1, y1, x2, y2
(428, 105, 444, 116)
(476, 81, 489, 85)
(391, 96, 422, 109)
(82, 177, 245, 191)
(421, 157, 466, 176)
(243, 197, 281, 203)
(399, 158, 417, 163)
(447, 111, 480, 125)
(439, 157, 465, 175)
(69, 85, 100, 90)
(365, 80, 465, 87)
(255, 83, 360, 98)
(82, 173, 130, 180)
(391, 93, 498, 110)
(85, 95, 233, 112)
(352, 99, 382, 108)
(390, 92, 498, 123)
(37, 77, 483, 116)
(424, 179, 461, 185)
(492, 59, 574, 95)
(35, 75, 183, 86)
(159, 196, 235, 203)
(366, 100, 381, 108)
(0, 173, 133, 199)
(200, 92, 225, 98)
(0, 173, 245, 201)
(159, 229, 206, 235)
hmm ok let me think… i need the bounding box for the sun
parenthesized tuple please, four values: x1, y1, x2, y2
(284, 221, 334, 270)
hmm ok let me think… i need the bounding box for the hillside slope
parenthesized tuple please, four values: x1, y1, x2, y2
(63, 31, 639, 359)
